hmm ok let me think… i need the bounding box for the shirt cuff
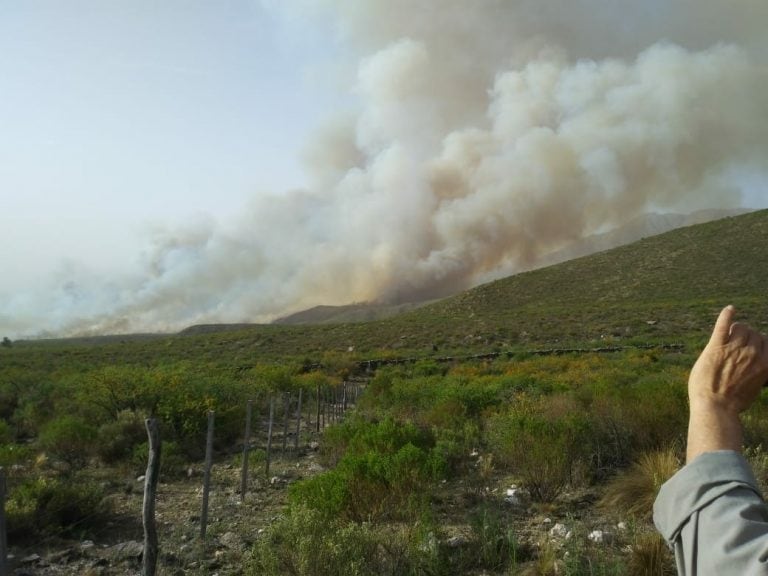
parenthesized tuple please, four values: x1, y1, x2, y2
(653, 450, 762, 543)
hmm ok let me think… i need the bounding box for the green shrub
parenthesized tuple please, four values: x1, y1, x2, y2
(6, 476, 106, 540)
(96, 410, 148, 464)
(0, 443, 32, 467)
(0, 419, 12, 444)
(131, 440, 187, 478)
(291, 418, 446, 522)
(487, 395, 592, 502)
(38, 415, 98, 468)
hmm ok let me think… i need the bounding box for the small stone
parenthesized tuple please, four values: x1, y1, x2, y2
(81, 540, 95, 549)
(617, 521, 628, 531)
(446, 535, 468, 548)
(588, 530, 606, 544)
(136, 475, 146, 483)
(549, 523, 569, 539)
(21, 554, 41, 564)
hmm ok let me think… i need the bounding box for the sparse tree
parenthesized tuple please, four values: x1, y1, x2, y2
(1, 337, 11, 348)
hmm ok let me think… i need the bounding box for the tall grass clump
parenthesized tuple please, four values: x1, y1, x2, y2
(247, 505, 443, 576)
(627, 532, 676, 575)
(600, 448, 680, 519)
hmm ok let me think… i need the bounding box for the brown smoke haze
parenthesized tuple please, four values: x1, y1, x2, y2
(16, 0, 768, 336)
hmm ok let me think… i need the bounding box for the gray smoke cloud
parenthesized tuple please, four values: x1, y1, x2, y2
(7, 0, 768, 336)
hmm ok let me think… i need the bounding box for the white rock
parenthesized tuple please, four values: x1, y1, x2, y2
(136, 475, 146, 483)
(543, 517, 552, 524)
(588, 530, 606, 544)
(617, 521, 628, 531)
(549, 523, 569, 538)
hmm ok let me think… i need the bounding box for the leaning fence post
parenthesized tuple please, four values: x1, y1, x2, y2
(142, 418, 161, 576)
(315, 383, 321, 433)
(265, 397, 275, 477)
(240, 400, 253, 501)
(294, 388, 303, 451)
(200, 410, 215, 540)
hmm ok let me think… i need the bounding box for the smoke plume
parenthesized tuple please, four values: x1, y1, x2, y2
(7, 0, 768, 336)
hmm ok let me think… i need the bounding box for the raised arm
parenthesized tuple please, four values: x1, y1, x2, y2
(686, 305, 768, 462)
(654, 306, 768, 575)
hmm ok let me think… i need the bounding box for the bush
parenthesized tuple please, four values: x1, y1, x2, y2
(38, 415, 98, 468)
(131, 440, 187, 478)
(0, 419, 12, 444)
(291, 418, 445, 522)
(487, 395, 592, 502)
(96, 410, 148, 464)
(0, 443, 32, 468)
(6, 476, 106, 540)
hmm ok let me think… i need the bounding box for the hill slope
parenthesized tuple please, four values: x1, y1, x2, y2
(9, 210, 768, 362)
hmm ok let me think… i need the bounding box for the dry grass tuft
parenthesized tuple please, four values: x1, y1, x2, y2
(628, 531, 676, 575)
(600, 448, 680, 520)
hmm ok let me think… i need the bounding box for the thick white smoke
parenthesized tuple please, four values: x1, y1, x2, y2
(6, 0, 768, 336)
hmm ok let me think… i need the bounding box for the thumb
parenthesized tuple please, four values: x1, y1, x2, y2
(709, 305, 736, 347)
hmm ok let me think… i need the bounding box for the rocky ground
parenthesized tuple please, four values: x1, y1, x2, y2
(6, 448, 659, 576)
(6, 446, 326, 576)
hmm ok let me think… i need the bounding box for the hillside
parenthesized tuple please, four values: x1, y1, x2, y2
(7, 209, 768, 363)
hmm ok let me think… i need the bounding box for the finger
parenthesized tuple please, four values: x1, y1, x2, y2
(729, 322, 751, 347)
(709, 305, 736, 346)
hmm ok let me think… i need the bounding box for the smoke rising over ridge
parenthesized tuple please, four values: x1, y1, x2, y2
(4, 0, 768, 337)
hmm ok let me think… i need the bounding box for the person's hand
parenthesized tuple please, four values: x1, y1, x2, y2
(686, 305, 768, 462)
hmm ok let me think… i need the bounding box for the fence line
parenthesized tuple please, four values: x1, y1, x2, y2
(2, 381, 363, 573)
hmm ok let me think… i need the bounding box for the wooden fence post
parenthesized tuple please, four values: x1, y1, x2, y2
(315, 383, 321, 433)
(0, 467, 7, 576)
(282, 392, 290, 453)
(265, 397, 275, 477)
(294, 388, 303, 451)
(142, 419, 161, 576)
(200, 410, 215, 540)
(343, 382, 348, 413)
(240, 400, 253, 501)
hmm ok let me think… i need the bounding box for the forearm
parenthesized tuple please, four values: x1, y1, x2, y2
(687, 402, 743, 463)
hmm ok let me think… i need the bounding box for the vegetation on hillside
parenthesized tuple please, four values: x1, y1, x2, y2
(2, 210, 768, 573)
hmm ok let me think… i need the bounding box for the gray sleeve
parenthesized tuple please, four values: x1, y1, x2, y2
(653, 451, 768, 576)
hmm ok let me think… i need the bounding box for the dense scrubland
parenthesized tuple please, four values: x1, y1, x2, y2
(2, 210, 768, 574)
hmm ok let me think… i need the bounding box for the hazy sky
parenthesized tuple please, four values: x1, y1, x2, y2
(1, 1, 339, 288)
(1, 1, 766, 338)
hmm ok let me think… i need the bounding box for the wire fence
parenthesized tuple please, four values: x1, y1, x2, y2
(0, 378, 365, 574)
